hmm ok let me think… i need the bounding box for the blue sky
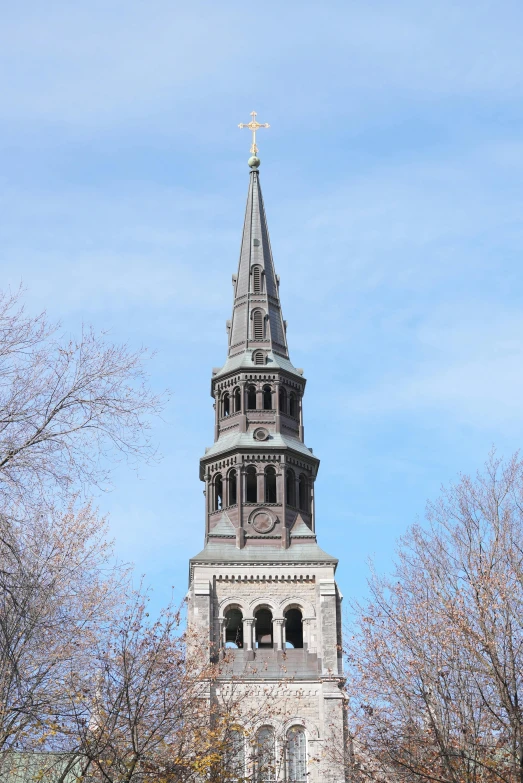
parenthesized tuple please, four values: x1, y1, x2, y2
(2, 0, 523, 612)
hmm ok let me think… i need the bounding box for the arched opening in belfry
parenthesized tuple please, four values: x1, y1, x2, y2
(286, 469, 296, 507)
(263, 385, 272, 411)
(224, 607, 244, 648)
(214, 474, 223, 511)
(285, 608, 303, 649)
(289, 392, 297, 418)
(255, 607, 273, 648)
(279, 386, 287, 413)
(298, 474, 308, 512)
(246, 466, 257, 503)
(265, 466, 277, 503)
(234, 387, 241, 413)
(223, 392, 230, 417)
(228, 470, 237, 506)
(247, 385, 257, 410)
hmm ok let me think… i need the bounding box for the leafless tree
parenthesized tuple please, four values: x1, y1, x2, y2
(344, 451, 523, 783)
(0, 285, 165, 777)
(0, 500, 127, 779)
(0, 286, 164, 511)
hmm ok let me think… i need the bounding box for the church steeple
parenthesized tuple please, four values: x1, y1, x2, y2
(187, 136, 346, 783)
(228, 166, 289, 361)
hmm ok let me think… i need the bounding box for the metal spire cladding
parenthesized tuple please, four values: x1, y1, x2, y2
(227, 166, 289, 361)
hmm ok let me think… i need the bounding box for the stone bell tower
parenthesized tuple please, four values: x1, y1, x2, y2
(188, 137, 346, 782)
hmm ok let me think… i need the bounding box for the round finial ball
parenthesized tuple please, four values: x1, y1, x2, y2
(248, 155, 261, 169)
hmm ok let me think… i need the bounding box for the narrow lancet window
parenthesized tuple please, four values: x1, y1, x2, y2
(289, 392, 297, 418)
(234, 387, 241, 412)
(286, 727, 307, 783)
(286, 469, 296, 507)
(226, 729, 246, 779)
(279, 386, 287, 413)
(265, 466, 277, 503)
(214, 474, 223, 511)
(229, 470, 237, 505)
(247, 385, 257, 410)
(298, 474, 308, 512)
(263, 385, 272, 410)
(253, 310, 264, 340)
(252, 265, 262, 293)
(256, 726, 276, 783)
(223, 392, 230, 417)
(246, 466, 257, 503)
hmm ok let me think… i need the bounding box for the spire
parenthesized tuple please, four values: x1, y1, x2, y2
(227, 168, 289, 361)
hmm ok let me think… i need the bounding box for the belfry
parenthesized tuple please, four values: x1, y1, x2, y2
(188, 119, 346, 783)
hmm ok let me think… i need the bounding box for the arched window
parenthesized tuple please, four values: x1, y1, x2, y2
(298, 474, 308, 512)
(289, 392, 297, 418)
(286, 727, 307, 783)
(247, 385, 257, 410)
(263, 385, 272, 410)
(224, 607, 243, 648)
(234, 387, 241, 413)
(255, 726, 276, 783)
(286, 469, 296, 507)
(253, 310, 264, 340)
(226, 728, 246, 779)
(279, 386, 287, 414)
(285, 608, 303, 649)
(253, 350, 265, 366)
(255, 608, 273, 648)
(214, 474, 223, 511)
(252, 265, 263, 293)
(228, 470, 237, 506)
(223, 392, 230, 417)
(265, 466, 277, 503)
(246, 466, 257, 503)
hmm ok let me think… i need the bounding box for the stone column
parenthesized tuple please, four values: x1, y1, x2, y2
(273, 618, 285, 651)
(302, 617, 313, 651)
(214, 394, 220, 441)
(298, 393, 304, 441)
(243, 619, 255, 650)
(311, 478, 316, 532)
(240, 381, 247, 433)
(238, 466, 245, 528)
(204, 473, 211, 537)
(219, 618, 226, 651)
(257, 466, 264, 503)
(256, 384, 263, 410)
(274, 382, 281, 434)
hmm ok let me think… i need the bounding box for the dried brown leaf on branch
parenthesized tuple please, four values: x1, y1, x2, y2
(343, 451, 523, 783)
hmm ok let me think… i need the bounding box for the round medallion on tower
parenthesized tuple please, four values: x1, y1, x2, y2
(249, 508, 276, 534)
(253, 427, 270, 442)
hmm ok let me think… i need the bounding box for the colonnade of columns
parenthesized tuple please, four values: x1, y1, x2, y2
(219, 613, 314, 651)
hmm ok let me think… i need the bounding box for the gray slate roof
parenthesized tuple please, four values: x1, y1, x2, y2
(213, 350, 305, 381)
(227, 170, 289, 361)
(204, 431, 315, 460)
(190, 537, 337, 566)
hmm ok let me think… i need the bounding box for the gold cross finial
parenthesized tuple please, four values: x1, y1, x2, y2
(238, 111, 270, 155)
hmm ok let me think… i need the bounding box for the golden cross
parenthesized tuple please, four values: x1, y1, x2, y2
(238, 111, 270, 155)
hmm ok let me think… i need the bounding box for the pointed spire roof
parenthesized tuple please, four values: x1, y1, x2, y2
(227, 169, 289, 361)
